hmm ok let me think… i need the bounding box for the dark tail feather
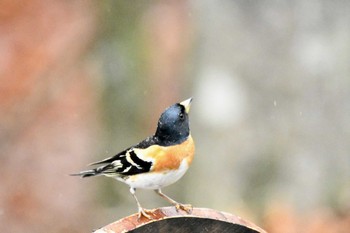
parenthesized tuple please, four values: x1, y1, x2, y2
(87, 157, 114, 166)
(70, 169, 100, 178)
(87, 153, 124, 166)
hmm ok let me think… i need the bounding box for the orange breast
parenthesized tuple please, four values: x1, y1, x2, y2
(137, 135, 195, 172)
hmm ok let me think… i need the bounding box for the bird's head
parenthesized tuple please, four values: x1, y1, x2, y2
(155, 98, 192, 145)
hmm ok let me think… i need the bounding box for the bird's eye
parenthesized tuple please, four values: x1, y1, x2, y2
(179, 113, 185, 120)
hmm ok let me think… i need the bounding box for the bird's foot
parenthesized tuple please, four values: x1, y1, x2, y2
(137, 208, 154, 221)
(174, 203, 193, 214)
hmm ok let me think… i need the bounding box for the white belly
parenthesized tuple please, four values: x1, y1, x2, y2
(116, 159, 189, 189)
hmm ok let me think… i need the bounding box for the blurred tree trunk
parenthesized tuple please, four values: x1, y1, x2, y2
(0, 1, 98, 232)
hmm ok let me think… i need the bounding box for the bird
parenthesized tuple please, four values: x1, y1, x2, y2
(71, 98, 195, 219)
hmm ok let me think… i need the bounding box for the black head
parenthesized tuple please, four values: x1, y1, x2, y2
(155, 98, 192, 146)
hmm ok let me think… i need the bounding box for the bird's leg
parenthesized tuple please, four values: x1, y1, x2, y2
(154, 189, 192, 213)
(129, 188, 153, 220)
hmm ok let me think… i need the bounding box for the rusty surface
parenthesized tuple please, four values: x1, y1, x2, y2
(95, 207, 267, 233)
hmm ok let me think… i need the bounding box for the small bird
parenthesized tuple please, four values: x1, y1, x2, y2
(71, 98, 195, 219)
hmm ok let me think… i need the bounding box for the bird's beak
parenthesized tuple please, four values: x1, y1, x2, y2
(180, 97, 193, 114)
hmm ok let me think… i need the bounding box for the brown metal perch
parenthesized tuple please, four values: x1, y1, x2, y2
(94, 207, 267, 233)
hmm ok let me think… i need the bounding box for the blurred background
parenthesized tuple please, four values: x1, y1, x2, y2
(1, 0, 349, 232)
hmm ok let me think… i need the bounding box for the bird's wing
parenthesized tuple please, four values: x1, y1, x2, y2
(75, 136, 157, 177)
(88, 136, 156, 166)
(99, 147, 153, 176)
(71, 146, 154, 178)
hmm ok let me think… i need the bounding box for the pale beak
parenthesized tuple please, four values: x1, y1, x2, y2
(179, 97, 193, 114)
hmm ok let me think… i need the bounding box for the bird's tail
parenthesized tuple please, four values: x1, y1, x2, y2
(70, 168, 101, 178)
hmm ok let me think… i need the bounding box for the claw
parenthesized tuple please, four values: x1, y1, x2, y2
(137, 208, 154, 220)
(154, 189, 193, 214)
(175, 203, 193, 214)
(130, 188, 154, 221)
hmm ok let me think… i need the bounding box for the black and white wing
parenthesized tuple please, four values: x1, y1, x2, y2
(71, 137, 155, 178)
